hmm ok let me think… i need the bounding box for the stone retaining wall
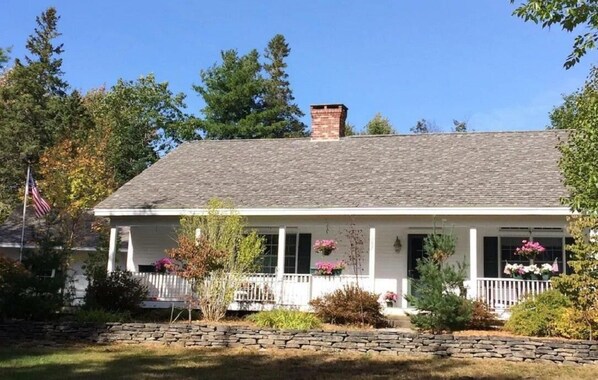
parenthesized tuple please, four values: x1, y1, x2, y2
(1, 321, 597, 366)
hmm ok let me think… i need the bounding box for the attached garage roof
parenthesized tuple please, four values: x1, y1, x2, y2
(95, 130, 569, 215)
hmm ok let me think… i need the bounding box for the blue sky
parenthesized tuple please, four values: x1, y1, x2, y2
(1, 1, 597, 133)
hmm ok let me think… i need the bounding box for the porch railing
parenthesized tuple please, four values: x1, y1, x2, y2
(476, 277, 552, 311)
(131, 272, 372, 307)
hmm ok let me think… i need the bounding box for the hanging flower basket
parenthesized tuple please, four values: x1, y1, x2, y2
(313, 239, 337, 256)
(514, 240, 546, 260)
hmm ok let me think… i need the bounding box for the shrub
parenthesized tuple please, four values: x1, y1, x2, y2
(466, 300, 499, 330)
(504, 290, 570, 337)
(84, 270, 147, 313)
(554, 307, 598, 340)
(0, 257, 32, 319)
(247, 309, 321, 330)
(74, 309, 131, 324)
(310, 285, 387, 327)
(405, 257, 472, 332)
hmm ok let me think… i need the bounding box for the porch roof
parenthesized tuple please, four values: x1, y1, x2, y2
(95, 130, 570, 216)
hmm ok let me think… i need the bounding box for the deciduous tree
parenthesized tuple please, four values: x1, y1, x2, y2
(510, 0, 598, 69)
(410, 119, 440, 134)
(550, 67, 598, 212)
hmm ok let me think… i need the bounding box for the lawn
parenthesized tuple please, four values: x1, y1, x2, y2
(0, 344, 596, 380)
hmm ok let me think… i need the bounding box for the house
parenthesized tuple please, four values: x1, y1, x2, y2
(94, 104, 571, 313)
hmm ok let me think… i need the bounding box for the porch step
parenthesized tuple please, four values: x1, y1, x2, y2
(386, 316, 413, 329)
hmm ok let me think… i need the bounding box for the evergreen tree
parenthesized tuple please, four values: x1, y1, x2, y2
(194, 49, 267, 139)
(344, 122, 357, 136)
(0, 7, 72, 221)
(262, 34, 307, 137)
(452, 120, 467, 132)
(364, 113, 394, 135)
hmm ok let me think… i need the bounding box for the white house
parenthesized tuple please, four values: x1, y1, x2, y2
(94, 104, 572, 314)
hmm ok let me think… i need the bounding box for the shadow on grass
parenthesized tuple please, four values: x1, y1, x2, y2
(0, 344, 560, 380)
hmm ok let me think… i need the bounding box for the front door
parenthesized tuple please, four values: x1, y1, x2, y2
(407, 234, 427, 280)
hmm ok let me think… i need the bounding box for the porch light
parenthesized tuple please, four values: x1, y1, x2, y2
(394, 237, 402, 253)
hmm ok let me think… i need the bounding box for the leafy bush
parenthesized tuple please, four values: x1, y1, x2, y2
(310, 285, 387, 327)
(0, 251, 70, 320)
(405, 257, 472, 332)
(504, 290, 570, 337)
(466, 300, 498, 330)
(554, 307, 598, 340)
(0, 256, 32, 319)
(84, 270, 147, 313)
(247, 309, 321, 330)
(74, 309, 131, 324)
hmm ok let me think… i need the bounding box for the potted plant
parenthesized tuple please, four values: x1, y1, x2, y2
(312, 261, 346, 275)
(540, 262, 559, 280)
(525, 264, 541, 280)
(383, 291, 398, 307)
(154, 257, 174, 273)
(313, 239, 337, 256)
(332, 260, 346, 275)
(514, 240, 546, 262)
(503, 263, 525, 279)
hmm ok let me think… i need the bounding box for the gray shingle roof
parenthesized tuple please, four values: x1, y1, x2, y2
(95, 131, 568, 210)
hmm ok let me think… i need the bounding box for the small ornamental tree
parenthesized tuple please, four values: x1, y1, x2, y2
(168, 199, 264, 321)
(551, 216, 598, 340)
(405, 228, 472, 332)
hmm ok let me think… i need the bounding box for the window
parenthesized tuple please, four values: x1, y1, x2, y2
(533, 237, 564, 274)
(259, 233, 299, 274)
(499, 236, 567, 277)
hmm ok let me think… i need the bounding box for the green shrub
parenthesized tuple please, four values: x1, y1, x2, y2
(247, 309, 321, 330)
(504, 290, 570, 337)
(554, 307, 598, 340)
(405, 257, 472, 332)
(466, 300, 499, 330)
(84, 270, 147, 313)
(310, 285, 387, 327)
(74, 309, 131, 324)
(0, 251, 70, 320)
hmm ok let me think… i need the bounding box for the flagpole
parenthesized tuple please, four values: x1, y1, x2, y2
(19, 165, 30, 262)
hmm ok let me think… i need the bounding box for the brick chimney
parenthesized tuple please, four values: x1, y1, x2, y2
(310, 104, 348, 140)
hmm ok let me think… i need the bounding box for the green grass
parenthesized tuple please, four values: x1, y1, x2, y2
(246, 309, 322, 330)
(0, 344, 597, 380)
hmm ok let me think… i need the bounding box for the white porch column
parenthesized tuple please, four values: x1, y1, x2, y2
(369, 226, 376, 292)
(107, 227, 118, 273)
(195, 228, 201, 243)
(277, 226, 286, 280)
(469, 227, 478, 299)
(126, 228, 135, 272)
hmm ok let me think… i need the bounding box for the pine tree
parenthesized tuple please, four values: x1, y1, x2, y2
(194, 49, 267, 139)
(0, 7, 71, 221)
(364, 113, 394, 135)
(262, 34, 307, 137)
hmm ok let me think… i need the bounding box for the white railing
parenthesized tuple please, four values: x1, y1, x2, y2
(133, 273, 193, 301)
(234, 274, 277, 303)
(476, 277, 552, 311)
(129, 272, 372, 308)
(311, 275, 370, 300)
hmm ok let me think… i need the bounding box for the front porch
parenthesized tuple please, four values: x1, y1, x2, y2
(101, 215, 569, 315)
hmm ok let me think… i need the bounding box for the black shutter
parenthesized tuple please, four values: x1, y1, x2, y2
(297, 233, 312, 274)
(483, 237, 499, 278)
(565, 237, 575, 274)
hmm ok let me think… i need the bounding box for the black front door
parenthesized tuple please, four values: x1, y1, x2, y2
(407, 234, 427, 280)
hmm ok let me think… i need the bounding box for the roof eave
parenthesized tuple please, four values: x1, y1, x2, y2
(94, 207, 573, 217)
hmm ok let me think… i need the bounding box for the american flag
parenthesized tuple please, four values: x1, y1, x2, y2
(28, 174, 51, 218)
